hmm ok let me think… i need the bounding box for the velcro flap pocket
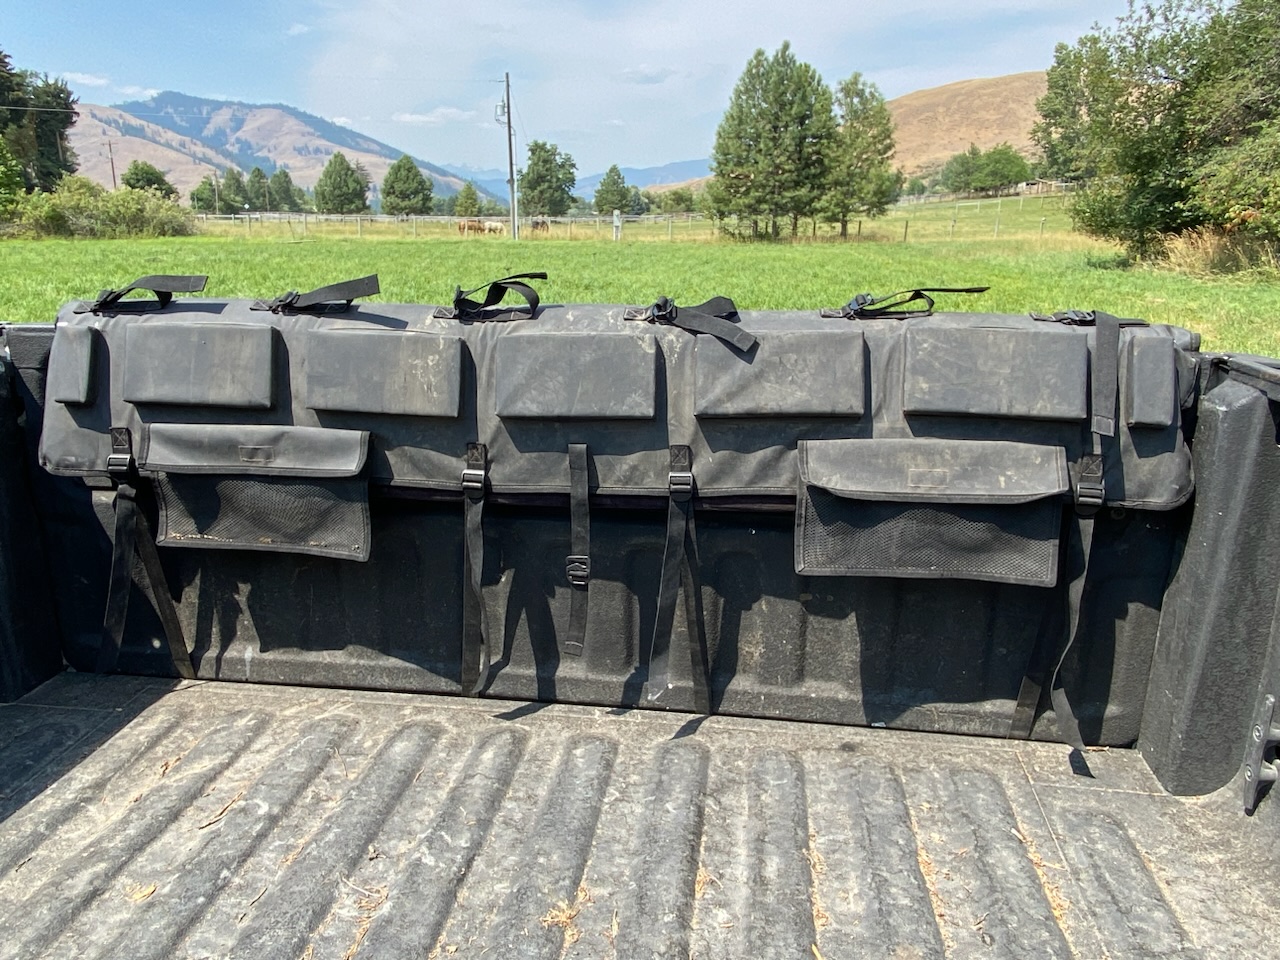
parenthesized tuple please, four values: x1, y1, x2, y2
(143, 424, 370, 561)
(48, 324, 97, 405)
(695, 330, 864, 417)
(305, 329, 462, 417)
(124, 323, 274, 408)
(796, 438, 1069, 586)
(903, 327, 1088, 421)
(1124, 334, 1177, 428)
(141, 423, 368, 476)
(495, 332, 656, 419)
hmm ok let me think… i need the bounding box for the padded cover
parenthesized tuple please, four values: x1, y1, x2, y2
(123, 323, 274, 408)
(305, 329, 461, 417)
(695, 329, 864, 417)
(494, 332, 656, 419)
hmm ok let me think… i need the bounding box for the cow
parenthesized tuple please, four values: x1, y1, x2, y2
(483, 220, 505, 235)
(457, 218, 484, 235)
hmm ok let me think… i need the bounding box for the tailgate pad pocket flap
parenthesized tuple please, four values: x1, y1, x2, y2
(495, 332, 656, 418)
(123, 323, 274, 408)
(695, 330, 864, 417)
(797, 438, 1069, 585)
(306, 329, 462, 417)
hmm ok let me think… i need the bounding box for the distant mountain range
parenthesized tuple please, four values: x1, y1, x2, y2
(67, 73, 1048, 204)
(69, 92, 500, 203)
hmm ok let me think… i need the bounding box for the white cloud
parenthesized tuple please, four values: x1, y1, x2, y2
(331, 116, 354, 126)
(115, 85, 161, 99)
(392, 107, 479, 125)
(286, 23, 311, 36)
(64, 71, 109, 87)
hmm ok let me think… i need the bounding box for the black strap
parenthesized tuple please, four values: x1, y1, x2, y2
(460, 443, 491, 695)
(624, 296, 757, 352)
(98, 429, 195, 679)
(647, 445, 708, 701)
(1048, 515, 1093, 750)
(77, 275, 208, 314)
(252, 275, 380, 313)
(434, 272, 547, 321)
(820, 287, 989, 320)
(565, 444, 590, 657)
(1008, 512, 1071, 739)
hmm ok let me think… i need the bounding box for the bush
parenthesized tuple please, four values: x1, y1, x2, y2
(12, 176, 196, 238)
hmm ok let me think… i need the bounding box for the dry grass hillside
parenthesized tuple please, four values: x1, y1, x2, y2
(886, 71, 1048, 176)
(69, 106, 225, 198)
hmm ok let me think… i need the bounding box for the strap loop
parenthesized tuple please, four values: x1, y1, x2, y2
(624, 295, 757, 351)
(460, 443, 491, 695)
(820, 286, 989, 320)
(434, 272, 547, 321)
(252, 275, 379, 314)
(78, 275, 208, 314)
(565, 443, 591, 657)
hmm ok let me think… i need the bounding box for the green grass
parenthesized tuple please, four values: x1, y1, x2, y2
(2, 206, 1278, 355)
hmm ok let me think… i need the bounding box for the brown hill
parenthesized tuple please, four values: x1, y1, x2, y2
(886, 71, 1047, 176)
(69, 106, 225, 199)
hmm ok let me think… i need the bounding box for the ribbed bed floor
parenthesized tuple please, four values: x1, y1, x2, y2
(0, 673, 1271, 960)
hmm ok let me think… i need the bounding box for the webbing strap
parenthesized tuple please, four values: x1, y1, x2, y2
(820, 287, 989, 320)
(77, 275, 208, 314)
(460, 443, 491, 695)
(624, 296, 757, 351)
(1048, 516, 1093, 750)
(435, 272, 547, 321)
(565, 444, 590, 657)
(647, 445, 706, 700)
(252, 274, 379, 313)
(97, 430, 195, 679)
(1008, 512, 1071, 739)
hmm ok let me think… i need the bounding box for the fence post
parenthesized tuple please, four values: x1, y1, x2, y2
(903, 220, 909, 243)
(357, 217, 362, 238)
(857, 220, 862, 238)
(950, 219, 956, 240)
(412, 217, 417, 238)
(1040, 217, 1046, 238)
(994, 216, 1000, 238)
(668, 215, 673, 240)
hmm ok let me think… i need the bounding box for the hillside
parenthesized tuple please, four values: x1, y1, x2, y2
(886, 71, 1047, 176)
(68, 92, 495, 202)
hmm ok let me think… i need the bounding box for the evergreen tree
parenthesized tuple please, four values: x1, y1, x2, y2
(220, 167, 248, 212)
(0, 53, 78, 193)
(381, 155, 433, 215)
(0, 138, 24, 214)
(518, 141, 576, 216)
(314, 151, 369, 213)
(709, 42, 836, 238)
(121, 160, 177, 199)
(820, 72, 900, 237)
(593, 164, 629, 214)
(190, 175, 217, 212)
(245, 166, 269, 210)
(268, 168, 300, 212)
(454, 181, 480, 217)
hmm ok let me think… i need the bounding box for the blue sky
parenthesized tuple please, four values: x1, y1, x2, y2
(1, 0, 1126, 175)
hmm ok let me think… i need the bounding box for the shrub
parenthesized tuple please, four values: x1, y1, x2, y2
(12, 176, 196, 238)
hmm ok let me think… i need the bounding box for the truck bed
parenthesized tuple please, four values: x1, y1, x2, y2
(0, 673, 1271, 960)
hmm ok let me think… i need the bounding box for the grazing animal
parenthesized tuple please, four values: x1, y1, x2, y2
(458, 218, 484, 235)
(483, 220, 505, 235)
(530, 218, 550, 233)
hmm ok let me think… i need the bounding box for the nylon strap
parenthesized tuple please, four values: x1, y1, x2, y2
(820, 287, 989, 320)
(1048, 515, 1093, 751)
(1008, 511, 1071, 739)
(647, 445, 709, 700)
(252, 274, 380, 313)
(565, 444, 590, 657)
(97, 428, 194, 679)
(78, 275, 208, 314)
(435, 272, 547, 321)
(460, 443, 491, 695)
(624, 296, 757, 351)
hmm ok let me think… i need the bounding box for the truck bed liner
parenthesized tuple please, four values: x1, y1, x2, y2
(0, 674, 1272, 960)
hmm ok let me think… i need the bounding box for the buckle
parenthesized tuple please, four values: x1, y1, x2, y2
(461, 467, 486, 496)
(566, 556, 590, 587)
(106, 453, 133, 474)
(669, 470, 694, 501)
(1076, 454, 1105, 511)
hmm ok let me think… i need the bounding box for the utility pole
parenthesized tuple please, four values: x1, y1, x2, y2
(496, 73, 518, 239)
(106, 139, 117, 190)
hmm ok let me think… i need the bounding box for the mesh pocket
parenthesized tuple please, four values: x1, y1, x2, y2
(797, 486, 1060, 585)
(155, 474, 370, 561)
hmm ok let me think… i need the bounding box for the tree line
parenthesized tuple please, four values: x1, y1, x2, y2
(1034, 0, 1280, 254)
(0, 47, 78, 207)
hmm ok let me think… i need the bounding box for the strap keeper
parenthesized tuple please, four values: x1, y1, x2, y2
(462, 442, 487, 499)
(566, 556, 590, 587)
(668, 445, 694, 503)
(107, 427, 135, 477)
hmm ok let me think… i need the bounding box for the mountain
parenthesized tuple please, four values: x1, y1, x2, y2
(885, 71, 1048, 176)
(68, 92, 503, 203)
(576, 160, 710, 198)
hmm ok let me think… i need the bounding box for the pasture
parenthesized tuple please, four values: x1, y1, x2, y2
(1, 199, 1277, 356)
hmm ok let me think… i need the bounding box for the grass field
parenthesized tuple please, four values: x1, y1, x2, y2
(2, 196, 1277, 356)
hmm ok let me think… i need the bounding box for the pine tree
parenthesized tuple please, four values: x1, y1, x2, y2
(220, 168, 248, 212)
(121, 160, 177, 199)
(710, 42, 836, 238)
(518, 141, 576, 216)
(454, 181, 480, 217)
(593, 164, 629, 214)
(314, 151, 369, 214)
(381, 155, 433, 215)
(245, 166, 269, 210)
(820, 73, 900, 237)
(268, 168, 300, 212)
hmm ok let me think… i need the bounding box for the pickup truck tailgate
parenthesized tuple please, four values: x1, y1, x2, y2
(0, 674, 1272, 960)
